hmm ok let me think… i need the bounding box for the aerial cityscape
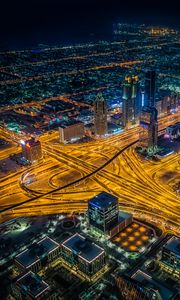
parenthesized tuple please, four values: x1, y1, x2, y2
(0, 2, 180, 299)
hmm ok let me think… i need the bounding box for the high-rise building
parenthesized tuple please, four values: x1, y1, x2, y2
(139, 106, 158, 151)
(88, 192, 119, 233)
(122, 75, 140, 128)
(88, 192, 132, 237)
(21, 138, 42, 163)
(144, 70, 156, 107)
(94, 93, 107, 135)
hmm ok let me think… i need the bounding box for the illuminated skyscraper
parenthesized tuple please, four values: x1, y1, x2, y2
(94, 93, 107, 135)
(144, 70, 156, 107)
(139, 106, 158, 151)
(21, 138, 42, 163)
(88, 192, 119, 233)
(122, 75, 139, 129)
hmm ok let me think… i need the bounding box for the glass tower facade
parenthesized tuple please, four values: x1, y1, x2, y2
(88, 192, 119, 233)
(144, 70, 156, 107)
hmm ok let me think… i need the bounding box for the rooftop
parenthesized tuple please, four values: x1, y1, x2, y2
(59, 120, 83, 129)
(132, 270, 175, 300)
(111, 113, 122, 119)
(163, 235, 180, 256)
(95, 93, 105, 102)
(24, 138, 40, 147)
(88, 192, 118, 209)
(62, 233, 104, 263)
(16, 271, 49, 299)
(118, 211, 132, 223)
(15, 236, 59, 268)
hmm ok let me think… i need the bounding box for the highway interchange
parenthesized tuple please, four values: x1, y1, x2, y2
(0, 112, 180, 237)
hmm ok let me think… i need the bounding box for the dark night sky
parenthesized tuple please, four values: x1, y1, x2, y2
(0, 0, 179, 49)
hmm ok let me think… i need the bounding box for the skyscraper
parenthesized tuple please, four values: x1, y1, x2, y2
(144, 70, 156, 107)
(122, 75, 139, 129)
(94, 93, 107, 136)
(139, 106, 158, 151)
(88, 192, 119, 233)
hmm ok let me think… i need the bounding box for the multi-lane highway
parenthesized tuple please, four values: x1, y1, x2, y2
(0, 112, 180, 236)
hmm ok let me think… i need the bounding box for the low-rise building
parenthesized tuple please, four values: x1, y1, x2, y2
(59, 120, 84, 143)
(160, 235, 180, 279)
(61, 233, 106, 278)
(166, 122, 180, 140)
(111, 113, 122, 125)
(131, 269, 178, 300)
(12, 271, 50, 300)
(15, 237, 60, 273)
(109, 211, 133, 238)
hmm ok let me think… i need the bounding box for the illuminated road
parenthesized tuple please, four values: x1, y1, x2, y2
(0, 112, 180, 236)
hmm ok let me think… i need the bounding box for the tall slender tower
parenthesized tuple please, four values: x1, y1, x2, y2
(139, 106, 158, 152)
(94, 93, 107, 136)
(122, 75, 139, 129)
(144, 70, 156, 107)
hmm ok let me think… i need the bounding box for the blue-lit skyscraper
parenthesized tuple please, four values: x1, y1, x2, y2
(144, 70, 156, 107)
(88, 192, 119, 233)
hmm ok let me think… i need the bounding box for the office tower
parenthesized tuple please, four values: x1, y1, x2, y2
(144, 70, 156, 107)
(88, 192, 119, 233)
(88, 192, 133, 237)
(59, 120, 84, 143)
(122, 75, 139, 129)
(139, 106, 158, 151)
(21, 138, 42, 163)
(94, 93, 107, 136)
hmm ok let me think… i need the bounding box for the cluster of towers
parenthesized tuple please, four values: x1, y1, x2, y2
(93, 70, 158, 152)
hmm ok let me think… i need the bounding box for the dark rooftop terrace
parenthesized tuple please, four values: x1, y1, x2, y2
(62, 233, 104, 263)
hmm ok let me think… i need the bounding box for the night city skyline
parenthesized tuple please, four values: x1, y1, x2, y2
(0, 2, 180, 300)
